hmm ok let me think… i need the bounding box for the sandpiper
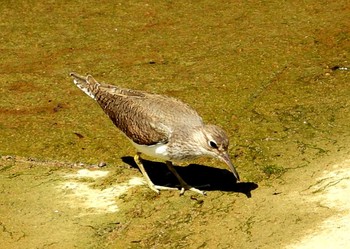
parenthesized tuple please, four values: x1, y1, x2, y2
(70, 72, 240, 195)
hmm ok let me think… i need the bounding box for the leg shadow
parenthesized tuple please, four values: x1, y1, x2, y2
(122, 156, 258, 198)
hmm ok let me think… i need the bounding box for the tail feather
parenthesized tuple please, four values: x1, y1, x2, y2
(70, 72, 100, 100)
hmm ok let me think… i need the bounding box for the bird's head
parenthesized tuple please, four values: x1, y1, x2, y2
(199, 124, 240, 181)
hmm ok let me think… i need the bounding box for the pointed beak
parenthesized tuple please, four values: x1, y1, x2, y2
(220, 152, 240, 182)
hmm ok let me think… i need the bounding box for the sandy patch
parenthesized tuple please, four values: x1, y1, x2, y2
(287, 159, 350, 248)
(64, 169, 110, 179)
(60, 169, 145, 214)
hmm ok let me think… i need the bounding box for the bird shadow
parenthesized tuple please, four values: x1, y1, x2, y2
(121, 156, 258, 198)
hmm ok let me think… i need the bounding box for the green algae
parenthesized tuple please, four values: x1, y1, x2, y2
(0, 1, 349, 248)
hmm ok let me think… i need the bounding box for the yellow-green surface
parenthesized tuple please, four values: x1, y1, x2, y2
(0, 1, 349, 248)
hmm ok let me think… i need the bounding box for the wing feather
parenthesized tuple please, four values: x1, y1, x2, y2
(70, 73, 203, 145)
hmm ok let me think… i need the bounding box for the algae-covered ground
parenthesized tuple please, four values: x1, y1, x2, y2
(1, 1, 349, 248)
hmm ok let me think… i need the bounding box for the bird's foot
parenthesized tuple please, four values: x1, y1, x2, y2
(148, 184, 179, 194)
(179, 184, 208, 196)
(148, 182, 207, 196)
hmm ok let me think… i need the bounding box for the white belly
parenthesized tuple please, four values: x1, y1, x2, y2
(131, 141, 170, 161)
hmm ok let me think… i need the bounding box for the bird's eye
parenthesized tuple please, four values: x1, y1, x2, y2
(209, 140, 218, 149)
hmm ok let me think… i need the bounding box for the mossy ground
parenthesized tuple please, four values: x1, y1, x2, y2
(0, 1, 349, 248)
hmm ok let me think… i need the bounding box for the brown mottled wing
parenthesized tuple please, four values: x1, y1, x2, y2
(70, 73, 203, 145)
(93, 83, 203, 146)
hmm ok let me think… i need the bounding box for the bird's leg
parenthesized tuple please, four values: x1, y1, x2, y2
(166, 161, 206, 195)
(134, 153, 178, 194)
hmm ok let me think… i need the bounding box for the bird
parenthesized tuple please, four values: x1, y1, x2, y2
(69, 72, 240, 195)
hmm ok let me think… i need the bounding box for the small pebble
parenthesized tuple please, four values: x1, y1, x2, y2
(98, 162, 107, 168)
